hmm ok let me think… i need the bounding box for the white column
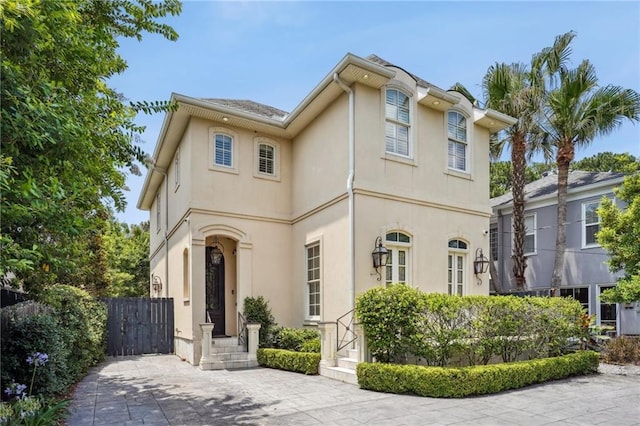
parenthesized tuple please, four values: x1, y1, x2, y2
(355, 323, 369, 363)
(247, 323, 261, 360)
(199, 323, 214, 367)
(318, 322, 337, 367)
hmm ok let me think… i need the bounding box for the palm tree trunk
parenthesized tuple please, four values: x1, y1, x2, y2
(511, 132, 527, 290)
(551, 141, 574, 295)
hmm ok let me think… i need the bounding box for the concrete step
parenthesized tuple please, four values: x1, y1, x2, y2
(319, 365, 358, 385)
(199, 358, 259, 371)
(211, 337, 240, 347)
(208, 352, 250, 362)
(337, 357, 358, 370)
(210, 345, 246, 354)
(347, 349, 358, 359)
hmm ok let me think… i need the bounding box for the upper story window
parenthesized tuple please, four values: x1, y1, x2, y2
(155, 193, 161, 233)
(448, 239, 468, 296)
(174, 148, 180, 188)
(583, 201, 601, 247)
(524, 214, 536, 255)
(385, 231, 411, 286)
(385, 89, 411, 157)
(447, 111, 468, 172)
(258, 143, 275, 175)
(214, 133, 233, 167)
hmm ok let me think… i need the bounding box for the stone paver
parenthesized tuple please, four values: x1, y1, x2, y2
(66, 354, 640, 425)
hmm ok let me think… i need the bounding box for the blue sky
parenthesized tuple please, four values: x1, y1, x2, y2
(111, 0, 640, 224)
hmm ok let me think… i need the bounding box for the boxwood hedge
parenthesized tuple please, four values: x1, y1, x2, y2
(257, 348, 321, 375)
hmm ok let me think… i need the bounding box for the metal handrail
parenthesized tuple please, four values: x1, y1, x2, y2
(238, 312, 248, 351)
(336, 308, 357, 352)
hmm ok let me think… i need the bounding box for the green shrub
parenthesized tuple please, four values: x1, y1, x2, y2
(257, 348, 321, 375)
(603, 336, 640, 365)
(39, 285, 106, 380)
(300, 339, 321, 353)
(0, 396, 69, 425)
(269, 326, 320, 352)
(0, 314, 72, 397)
(357, 351, 599, 398)
(244, 296, 275, 346)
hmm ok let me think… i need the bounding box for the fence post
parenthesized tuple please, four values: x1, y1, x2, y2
(199, 323, 214, 367)
(355, 323, 369, 363)
(246, 323, 261, 361)
(318, 322, 337, 367)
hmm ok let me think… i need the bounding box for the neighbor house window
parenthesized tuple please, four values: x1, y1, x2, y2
(447, 111, 467, 172)
(258, 143, 275, 175)
(448, 239, 468, 296)
(560, 287, 589, 312)
(583, 201, 601, 247)
(599, 285, 617, 335)
(174, 148, 180, 188)
(155, 193, 161, 233)
(306, 243, 321, 319)
(385, 231, 411, 286)
(490, 226, 498, 261)
(385, 89, 411, 157)
(524, 214, 536, 255)
(214, 133, 233, 167)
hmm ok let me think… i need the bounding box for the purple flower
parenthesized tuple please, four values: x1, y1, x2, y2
(15, 384, 26, 396)
(4, 387, 11, 397)
(26, 352, 48, 366)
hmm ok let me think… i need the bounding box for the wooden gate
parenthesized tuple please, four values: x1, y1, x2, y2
(103, 298, 174, 356)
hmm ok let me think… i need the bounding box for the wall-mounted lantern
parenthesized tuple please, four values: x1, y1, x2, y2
(210, 236, 225, 265)
(372, 236, 389, 281)
(152, 275, 163, 293)
(473, 248, 490, 279)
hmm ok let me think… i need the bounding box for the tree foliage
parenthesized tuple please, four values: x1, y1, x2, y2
(0, 0, 181, 292)
(572, 152, 639, 174)
(597, 173, 640, 302)
(104, 220, 150, 297)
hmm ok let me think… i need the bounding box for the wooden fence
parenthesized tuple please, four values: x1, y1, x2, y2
(0, 300, 53, 337)
(103, 298, 174, 356)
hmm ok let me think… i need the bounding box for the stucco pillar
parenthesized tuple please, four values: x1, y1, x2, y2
(318, 321, 337, 367)
(199, 323, 214, 367)
(246, 323, 261, 361)
(236, 242, 253, 314)
(355, 323, 369, 363)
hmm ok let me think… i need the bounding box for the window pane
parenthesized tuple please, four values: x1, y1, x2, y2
(399, 267, 405, 282)
(525, 235, 535, 253)
(398, 233, 410, 243)
(586, 224, 598, 245)
(398, 250, 406, 265)
(525, 216, 534, 232)
(386, 232, 398, 242)
(458, 241, 467, 250)
(585, 203, 599, 224)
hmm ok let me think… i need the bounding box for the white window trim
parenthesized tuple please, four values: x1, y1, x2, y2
(253, 137, 280, 181)
(582, 201, 601, 249)
(446, 109, 471, 175)
(174, 148, 180, 191)
(155, 193, 161, 234)
(382, 84, 416, 161)
(208, 127, 239, 174)
(447, 239, 469, 296)
(524, 214, 537, 256)
(384, 231, 412, 286)
(305, 239, 322, 321)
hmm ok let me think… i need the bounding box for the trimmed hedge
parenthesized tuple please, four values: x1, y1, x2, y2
(356, 351, 599, 398)
(269, 326, 320, 353)
(257, 348, 321, 375)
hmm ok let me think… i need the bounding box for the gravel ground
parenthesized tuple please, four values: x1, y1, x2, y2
(599, 362, 640, 375)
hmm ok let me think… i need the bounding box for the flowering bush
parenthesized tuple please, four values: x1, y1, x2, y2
(0, 353, 68, 425)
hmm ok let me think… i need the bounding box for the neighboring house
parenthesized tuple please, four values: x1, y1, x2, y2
(138, 53, 515, 365)
(490, 171, 640, 335)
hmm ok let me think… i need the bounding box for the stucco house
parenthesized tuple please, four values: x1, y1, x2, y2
(137, 53, 516, 365)
(490, 171, 640, 335)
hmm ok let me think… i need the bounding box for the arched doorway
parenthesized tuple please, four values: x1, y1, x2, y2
(205, 245, 226, 336)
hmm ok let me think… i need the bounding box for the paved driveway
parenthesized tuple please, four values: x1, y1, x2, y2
(66, 354, 640, 425)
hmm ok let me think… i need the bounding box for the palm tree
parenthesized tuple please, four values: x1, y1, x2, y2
(540, 55, 640, 294)
(482, 63, 549, 290)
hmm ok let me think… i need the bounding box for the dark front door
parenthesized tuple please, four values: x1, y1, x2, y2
(206, 246, 226, 336)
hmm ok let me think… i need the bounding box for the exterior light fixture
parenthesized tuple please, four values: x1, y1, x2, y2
(363, 74, 370, 80)
(432, 100, 440, 105)
(473, 248, 490, 275)
(152, 275, 163, 293)
(210, 236, 225, 265)
(371, 236, 389, 281)
(222, 116, 229, 122)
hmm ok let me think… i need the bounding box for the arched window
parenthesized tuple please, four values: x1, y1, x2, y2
(385, 89, 411, 157)
(447, 111, 468, 172)
(183, 248, 190, 300)
(385, 231, 411, 285)
(447, 239, 468, 296)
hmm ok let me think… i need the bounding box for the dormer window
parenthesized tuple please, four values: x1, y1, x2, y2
(447, 111, 468, 172)
(385, 89, 411, 157)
